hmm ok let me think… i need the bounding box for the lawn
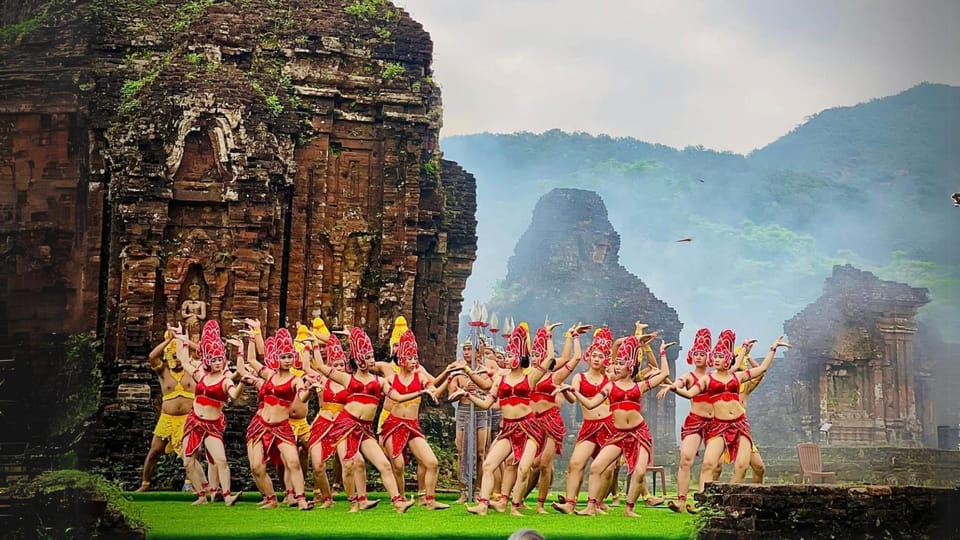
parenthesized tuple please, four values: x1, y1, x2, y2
(130, 492, 697, 540)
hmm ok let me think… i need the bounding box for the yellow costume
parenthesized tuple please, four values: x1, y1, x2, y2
(290, 417, 311, 442)
(153, 370, 193, 456)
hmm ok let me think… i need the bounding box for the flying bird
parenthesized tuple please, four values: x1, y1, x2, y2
(675, 237, 693, 243)
(696, 178, 705, 183)
(952, 192, 960, 207)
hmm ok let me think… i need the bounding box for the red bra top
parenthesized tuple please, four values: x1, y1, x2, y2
(578, 373, 609, 399)
(531, 375, 557, 404)
(609, 382, 642, 413)
(347, 375, 383, 406)
(195, 374, 229, 408)
(263, 374, 297, 408)
(498, 375, 532, 407)
(322, 379, 349, 405)
(392, 372, 423, 394)
(705, 373, 740, 403)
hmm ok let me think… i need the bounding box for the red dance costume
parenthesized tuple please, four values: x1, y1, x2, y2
(603, 382, 653, 474)
(318, 375, 382, 461)
(245, 375, 298, 466)
(307, 379, 349, 459)
(183, 372, 229, 459)
(703, 374, 753, 463)
(379, 372, 427, 460)
(531, 376, 566, 453)
(680, 392, 713, 441)
(574, 373, 615, 456)
(495, 375, 545, 462)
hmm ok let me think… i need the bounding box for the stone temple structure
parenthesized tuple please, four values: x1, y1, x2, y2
(0, 0, 475, 484)
(750, 265, 937, 447)
(488, 188, 683, 449)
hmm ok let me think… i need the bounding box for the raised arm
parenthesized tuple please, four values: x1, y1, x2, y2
(739, 336, 789, 381)
(640, 340, 674, 392)
(314, 355, 351, 387)
(673, 374, 708, 399)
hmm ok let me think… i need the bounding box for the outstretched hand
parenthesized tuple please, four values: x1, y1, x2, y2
(659, 340, 677, 355)
(656, 385, 671, 401)
(447, 389, 468, 402)
(773, 335, 792, 350)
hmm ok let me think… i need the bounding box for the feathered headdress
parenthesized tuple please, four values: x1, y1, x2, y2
(687, 328, 712, 365)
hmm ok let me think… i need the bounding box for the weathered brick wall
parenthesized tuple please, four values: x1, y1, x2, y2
(490, 188, 683, 448)
(0, 0, 477, 487)
(695, 483, 959, 540)
(750, 265, 939, 448)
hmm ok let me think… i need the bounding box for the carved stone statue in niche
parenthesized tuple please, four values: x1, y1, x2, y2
(180, 276, 207, 333)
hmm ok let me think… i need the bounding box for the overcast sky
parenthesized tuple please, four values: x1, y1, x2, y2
(397, 0, 960, 154)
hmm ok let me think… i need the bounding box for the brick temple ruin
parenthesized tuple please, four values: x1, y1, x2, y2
(489, 188, 683, 449)
(0, 0, 475, 483)
(750, 265, 955, 448)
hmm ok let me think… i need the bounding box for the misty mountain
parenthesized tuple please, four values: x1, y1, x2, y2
(442, 83, 959, 345)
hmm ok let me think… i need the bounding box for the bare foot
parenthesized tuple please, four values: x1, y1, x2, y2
(645, 496, 665, 507)
(454, 492, 468, 504)
(425, 500, 450, 510)
(536, 505, 548, 514)
(284, 493, 297, 507)
(191, 496, 208, 506)
(258, 499, 279, 509)
(510, 506, 523, 517)
(624, 508, 640, 518)
(575, 506, 596, 516)
(552, 501, 575, 514)
(319, 498, 334, 509)
(135, 484, 150, 493)
(224, 491, 242, 506)
(668, 500, 687, 513)
(298, 499, 315, 511)
(394, 499, 416, 514)
(609, 495, 621, 507)
(489, 498, 507, 513)
(465, 503, 488, 515)
(359, 498, 380, 510)
(348, 503, 359, 513)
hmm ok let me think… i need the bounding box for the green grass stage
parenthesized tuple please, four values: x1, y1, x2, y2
(130, 492, 697, 539)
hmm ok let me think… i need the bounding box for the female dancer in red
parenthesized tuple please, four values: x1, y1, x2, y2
(450, 323, 550, 516)
(552, 327, 616, 514)
(658, 327, 713, 513)
(674, 332, 790, 488)
(181, 320, 244, 506)
(378, 329, 450, 510)
(303, 331, 362, 509)
(565, 335, 672, 516)
(311, 326, 427, 513)
(240, 327, 313, 510)
(527, 323, 583, 513)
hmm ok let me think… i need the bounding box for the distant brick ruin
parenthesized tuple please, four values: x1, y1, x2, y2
(750, 265, 952, 447)
(489, 188, 683, 449)
(0, 0, 475, 484)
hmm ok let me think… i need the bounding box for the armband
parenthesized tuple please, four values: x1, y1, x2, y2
(253, 328, 261, 335)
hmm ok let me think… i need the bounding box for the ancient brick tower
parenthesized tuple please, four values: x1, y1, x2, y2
(0, 0, 476, 482)
(489, 188, 683, 449)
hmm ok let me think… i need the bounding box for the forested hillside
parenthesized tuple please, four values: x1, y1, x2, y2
(442, 83, 959, 344)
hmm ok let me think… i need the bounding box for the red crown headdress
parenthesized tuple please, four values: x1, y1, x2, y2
(349, 326, 374, 363)
(615, 335, 641, 372)
(201, 319, 220, 342)
(711, 329, 736, 368)
(325, 333, 349, 372)
(531, 326, 549, 361)
(586, 327, 613, 361)
(396, 329, 419, 366)
(200, 335, 225, 369)
(687, 328, 712, 365)
(263, 335, 278, 370)
(506, 322, 530, 366)
(275, 327, 295, 359)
